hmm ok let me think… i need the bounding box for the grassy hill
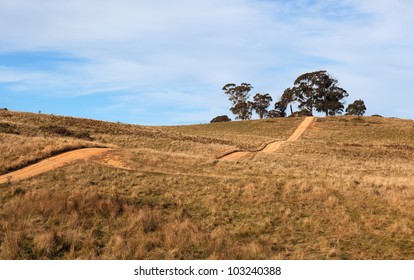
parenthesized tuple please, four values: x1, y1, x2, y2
(0, 110, 413, 259)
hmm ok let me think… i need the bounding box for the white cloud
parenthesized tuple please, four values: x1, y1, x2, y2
(0, 0, 413, 123)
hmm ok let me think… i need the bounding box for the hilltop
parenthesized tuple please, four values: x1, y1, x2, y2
(0, 110, 413, 259)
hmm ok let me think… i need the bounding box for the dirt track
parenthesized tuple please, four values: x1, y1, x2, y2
(0, 117, 315, 183)
(219, 151, 252, 160)
(286, 116, 315, 141)
(0, 148, 114, 184)
(221, 116, 315, 160)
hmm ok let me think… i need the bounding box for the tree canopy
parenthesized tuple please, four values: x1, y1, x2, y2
(252, 93, 272, 119)
(346, 99, 367, 116)
(286, 70, 349, 116)
(221, 71, 366, 120)
(222, 83, 253, 120)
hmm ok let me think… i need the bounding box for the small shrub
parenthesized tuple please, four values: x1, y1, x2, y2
(41, 125, 75, 137)
(0, 123, 19, 134)
(210, 115, 231, 123)
(289, 110, 312, 117)
(351, 117, 365, 123)
(12, 188, 26, 196)
(138, 208, 161, 233)
(40, 125, 93, 140)
(75, 131, 94, 141)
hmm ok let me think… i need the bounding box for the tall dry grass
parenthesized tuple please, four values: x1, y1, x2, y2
(0, 134, 97, 175)
(1, 112, 413, 259)
(160, 117, 304, 150)
(1, 110, 242, 160)
(1, 148, 413, 260)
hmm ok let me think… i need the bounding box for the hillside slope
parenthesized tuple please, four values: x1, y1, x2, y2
(0, 111, 413, 260)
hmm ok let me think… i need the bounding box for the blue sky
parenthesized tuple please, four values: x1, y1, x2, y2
(0, 0, 413, 125)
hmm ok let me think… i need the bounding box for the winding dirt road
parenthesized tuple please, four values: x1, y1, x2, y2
(220, 116, 315, 160)
(0, 148, 114, 184)
(0, 117, 315, 183)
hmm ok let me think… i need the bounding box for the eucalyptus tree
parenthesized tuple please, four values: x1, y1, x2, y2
(222, 83, 254, 120)
(252, 93, 273, 119)
(346, 99, 367, 116)
(284, 70, 348, 116)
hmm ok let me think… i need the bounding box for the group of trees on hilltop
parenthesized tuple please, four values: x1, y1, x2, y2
(222, 70, 366, 120)
(222, 83, 274, 120)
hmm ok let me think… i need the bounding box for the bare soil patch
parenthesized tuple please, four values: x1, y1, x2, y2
(220, 117, 315, 160)
(0, 148, 115, 184)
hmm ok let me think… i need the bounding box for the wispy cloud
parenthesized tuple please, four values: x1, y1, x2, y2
(0, 0, 413, 124)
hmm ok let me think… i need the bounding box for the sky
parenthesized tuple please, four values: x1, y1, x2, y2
(0, 0, 413, 125)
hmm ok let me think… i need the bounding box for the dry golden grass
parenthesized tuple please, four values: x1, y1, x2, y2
(0, 134, 96, 175)
(160, 117, 304, 150)
(0, 111, 413, 260)
(0, 110, 246, 159)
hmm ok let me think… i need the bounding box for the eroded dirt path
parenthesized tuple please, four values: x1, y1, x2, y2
(0, 148, 115, 184)
(0, 117, 316, 183)
(286, 116, 315, 142)
(219, 151, 252, 160)
(220, 116, 315, 160)
(261, 141, 284, 153)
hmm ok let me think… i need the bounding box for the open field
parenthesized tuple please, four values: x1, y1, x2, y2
(0, 111, 413, 259)
(160, 117, 304, 151)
